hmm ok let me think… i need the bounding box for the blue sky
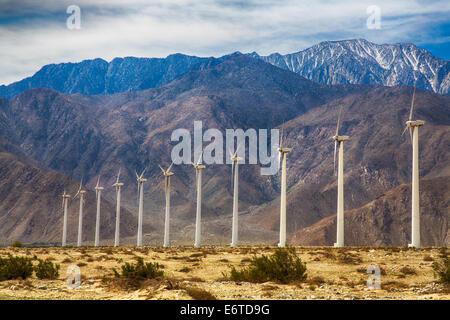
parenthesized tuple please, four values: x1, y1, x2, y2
(0, 0, 449, 85)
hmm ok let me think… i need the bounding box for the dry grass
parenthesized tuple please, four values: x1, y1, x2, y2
(0, 246, 448, 300)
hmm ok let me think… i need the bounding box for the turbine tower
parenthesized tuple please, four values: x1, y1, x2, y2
(278, 127, 292, 248)
(112, 169, 124, 247)
(159, 162, 174, 248)
(402, 85, 424, 248)
(230, 147, 243, 247)
(332, 108, 349, 248)
(61, 190, 70, 247)
(94, 177, 104, 247)
(191, 154, 205, 247)
(73, 181, 86, 247)
(136, 169, 147, 247)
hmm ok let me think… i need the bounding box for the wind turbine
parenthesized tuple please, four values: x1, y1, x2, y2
(61, 190, 71, 247)
(112, 169, 124, 247)
(230, 146, 243, 247)
(278, 126, 292, 248)
(191, 153, 205, 247)
(332, 107, 349, 248)
(94, 176, 104, 247)
(73, 180, 86, 247)
(402, 84, 424, 248)
(136, 169, 147, 247)
(159, 162, 174, 248)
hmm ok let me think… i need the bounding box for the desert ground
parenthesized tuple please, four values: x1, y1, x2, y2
(0, 246, 448, 300)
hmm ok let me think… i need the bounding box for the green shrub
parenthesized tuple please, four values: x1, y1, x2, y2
(10, 241, 23, 248)
(113, 257, 164, 279)
(0, 255, 34, 281)
(432, 256, 450, 285)
(34, 259, 60, 279)
(226, 247, 307, 284)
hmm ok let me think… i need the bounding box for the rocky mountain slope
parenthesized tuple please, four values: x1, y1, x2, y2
(1, 40, 448, 100)
(243, 85, 450, 245)
(251, 39, 450, 95)
(0, 54, 448, 245)
(289, 176, 450, 246)
(0, 149, 136, 244)
(0, 54, 217, 99)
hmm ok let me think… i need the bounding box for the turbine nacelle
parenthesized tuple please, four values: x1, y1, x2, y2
(278, 147, 292, 154)
(113, 182, 124, 188)
(406, 120, 425, 127)
(162, 172, 174, 177)
(231, 156, 243, 162)
(191, 162, 206, 170)
(332, 135, 349, 142)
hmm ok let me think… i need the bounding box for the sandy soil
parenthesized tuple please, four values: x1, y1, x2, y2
(0, 246, 448, 300)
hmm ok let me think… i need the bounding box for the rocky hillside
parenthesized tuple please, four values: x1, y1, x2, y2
(0, 149, 136, 244)
(0, 55, 448, 246)
(289, 176, 450, 246)
(244, 85, 450, 245)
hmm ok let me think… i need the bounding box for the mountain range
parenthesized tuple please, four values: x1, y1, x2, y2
(251, 39, 450, 95)
(1, 39, 448, 99)
(0, 39, 448, 246)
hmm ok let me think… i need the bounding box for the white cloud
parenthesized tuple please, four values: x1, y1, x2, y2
(0, 0, 449, 84)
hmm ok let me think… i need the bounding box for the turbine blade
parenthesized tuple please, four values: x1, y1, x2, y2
(336, 106, 343, 137)
(166, 161, 174, 173)
(139, 168, 146, 179)
(409, 127, 413, 145)
(96, 176, 100, 188)
(235, 143, 241, 156)
(135, 171, 139, 180)
(409, 84, 416, 121)
(196, 150, 203, 165)
(137, 182, 140, 207)
(280, 125, 284, 149)
(401, 126, 408, 137)
(158, 165, 166, 175)
(116, 168, 121, 184)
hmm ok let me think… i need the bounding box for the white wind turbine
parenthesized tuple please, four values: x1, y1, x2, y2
(191, 153, 205, 247)
(278, 126, 292, 248)
(332, 107, 349, 248)
(61, 190, 71, 247)
(112, 169, 124, 247)
(94, 176, 104, 247)
(230, 146, 243, 247)
(159, 162, 174, 248)
(73, 180, 86, 247)
(136, 169, 147, 247)
(402, 84, 424, 248)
